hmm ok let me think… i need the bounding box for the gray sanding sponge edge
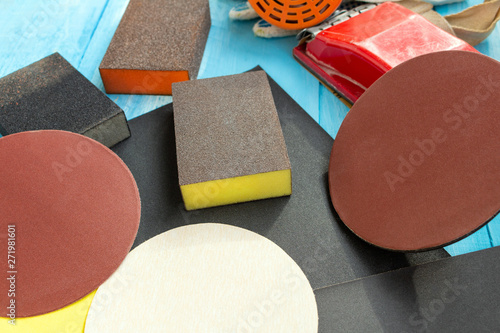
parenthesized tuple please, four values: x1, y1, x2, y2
(0, 52, 130, 147)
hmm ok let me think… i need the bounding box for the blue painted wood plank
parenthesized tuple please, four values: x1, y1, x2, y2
(318, 85, 348, 139)
(0, 0, 107, 77)
(487, 215, 500, 247)
(445, 224, 493, 256)
(435, 0, 479, 15)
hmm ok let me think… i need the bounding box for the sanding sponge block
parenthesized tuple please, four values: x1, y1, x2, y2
(173, 71, 292, 210)
(0, 53, 130, 147)
(99, 0, 211, 95)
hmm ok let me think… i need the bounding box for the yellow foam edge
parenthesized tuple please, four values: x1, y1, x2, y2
(1, 291, 96, 333)
(181, 169, 292, 210)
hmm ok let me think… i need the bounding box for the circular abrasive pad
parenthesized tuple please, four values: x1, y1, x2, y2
(329, 50, 500, 251)
(85, 224, 318, 332)
(249, 0, 341, 30)
(0, 130, 140, 317)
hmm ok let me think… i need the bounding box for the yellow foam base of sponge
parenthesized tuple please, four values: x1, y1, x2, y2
(181, 169, 292, 210)
(0, 291, 96, 333)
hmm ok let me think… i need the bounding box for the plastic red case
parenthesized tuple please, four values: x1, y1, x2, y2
(293, 3, 478, 105)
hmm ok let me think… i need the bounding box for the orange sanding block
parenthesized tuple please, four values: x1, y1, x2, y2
(172, 71, 292, 210)
(100, 0, 211, 95)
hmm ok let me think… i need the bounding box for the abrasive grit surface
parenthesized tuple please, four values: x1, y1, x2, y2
(0, 53, 130, 147)
(172, 70, 291, 186)
(0, 130, 140, 317)
(315, 246, 500, 331)
(329, 50, 500, 251)
(100, 0, 210, 76)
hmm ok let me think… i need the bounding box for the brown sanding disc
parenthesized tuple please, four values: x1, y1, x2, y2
(329, 50, 500, 251)
(0, 130, 140, 317)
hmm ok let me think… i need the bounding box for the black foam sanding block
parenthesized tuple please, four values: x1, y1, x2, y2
(99, 0, 211, 95)
(172, 71, 292, 210)
(315, 245, 500, 332)
(0, 53, 130, 147)
(111, 68, 449, 290)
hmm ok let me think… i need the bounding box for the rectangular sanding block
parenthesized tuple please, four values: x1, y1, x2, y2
(172, 71, 292, 210)
(0, 53, 130, 147)
(99, 0, 211, 95)
(111, 67, 449, 290)
(315, 246, 500, 332)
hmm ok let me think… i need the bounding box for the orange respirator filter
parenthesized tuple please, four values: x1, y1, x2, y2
(248, 0, 342, 30)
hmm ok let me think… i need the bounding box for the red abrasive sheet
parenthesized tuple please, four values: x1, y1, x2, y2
(0, 130, 140, 317)
(329, 51, 500, 251)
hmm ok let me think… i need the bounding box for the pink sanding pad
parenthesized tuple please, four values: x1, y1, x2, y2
(329, 51, 500, 251)
(0, 130, 140, 317)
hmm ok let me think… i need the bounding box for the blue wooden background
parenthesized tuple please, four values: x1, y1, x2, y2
(0, 0, 498, 256)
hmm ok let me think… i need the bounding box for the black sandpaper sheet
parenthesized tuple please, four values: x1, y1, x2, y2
(315, 245, 500, 332)
(0, 52, 130, 147)
(111, 68, 449, 290)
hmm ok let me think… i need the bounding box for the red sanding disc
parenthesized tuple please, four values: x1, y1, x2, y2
(0, 130, 140, 317)
(329, 51, 500, 251)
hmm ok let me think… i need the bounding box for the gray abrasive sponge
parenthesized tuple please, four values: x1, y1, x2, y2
(172, 71, 292, 210)
(0, 53, 130, 147)
(99, 0, 211, 95)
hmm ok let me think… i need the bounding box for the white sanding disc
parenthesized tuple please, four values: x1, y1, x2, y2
(85, 223, 318, 332)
